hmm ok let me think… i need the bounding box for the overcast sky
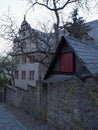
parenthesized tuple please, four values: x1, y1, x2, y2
(0, 0, 98, 56)
(0, 0, 48, 56)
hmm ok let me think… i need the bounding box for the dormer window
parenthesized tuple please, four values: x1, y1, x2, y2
(23, 32, 25, 37)
(21, 41, 26, 49)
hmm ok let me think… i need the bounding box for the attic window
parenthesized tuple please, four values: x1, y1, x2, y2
(23, 32, 25, 37)
(60, 53, 74, 73)
(21, 41, 26, 49)
(29, 55, 35, 63)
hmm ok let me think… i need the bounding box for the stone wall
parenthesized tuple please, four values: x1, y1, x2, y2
(46, 76, 98, 130)
(5, 85, 17, 106)
(5, 84, 42, 118)
(5, 75, 98, 130)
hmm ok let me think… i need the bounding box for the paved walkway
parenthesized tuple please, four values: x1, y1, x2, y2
(0, 103, 57, 130)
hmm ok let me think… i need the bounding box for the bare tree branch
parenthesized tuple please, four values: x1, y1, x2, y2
(24, 0, 98, 46)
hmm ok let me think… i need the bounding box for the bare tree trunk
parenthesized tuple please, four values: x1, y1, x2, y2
(54, 23, 59, 48)
(53, 0, 60, 47)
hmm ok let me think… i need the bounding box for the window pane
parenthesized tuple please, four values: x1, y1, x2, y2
(22, 56, 26, 64)
(29, 56, 35, 63)
(21, 71, 26, 79)
(15, 71, 19, 79)
(29, 71, 34, 80)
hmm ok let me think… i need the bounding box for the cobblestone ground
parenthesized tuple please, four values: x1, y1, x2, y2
(0, 103, 57, 130)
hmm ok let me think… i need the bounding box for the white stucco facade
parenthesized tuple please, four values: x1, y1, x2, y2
(13, 17, 47, 90)
(15, 63, 39, 90)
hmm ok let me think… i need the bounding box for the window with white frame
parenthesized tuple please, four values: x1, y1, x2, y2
(21, 71, 26, 79)
(29, 71, 34, 80)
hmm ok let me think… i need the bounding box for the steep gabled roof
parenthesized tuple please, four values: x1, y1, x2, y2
(87, 20, 98, 44)
(65, 35, 98, 74)
(44, 35, 98, 79)
(17, 18, 56, 53)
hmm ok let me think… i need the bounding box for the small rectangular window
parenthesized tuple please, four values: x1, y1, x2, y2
(21, 42, 26, 49)
(29, 71, 34, 80)
(23, 32, 25, 37)
(22, 56, 26, 64)
(29, 56, 35, 63)
(15, 71, 19, 79)
(21, 71, 26, 79)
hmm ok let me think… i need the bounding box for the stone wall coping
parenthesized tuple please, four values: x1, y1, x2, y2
(5, 84, 17, 91)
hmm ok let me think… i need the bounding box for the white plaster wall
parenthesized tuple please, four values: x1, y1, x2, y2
(14, 20, 42, 90)
(15, 63, 39, 90)
(14, 39, 36, 54)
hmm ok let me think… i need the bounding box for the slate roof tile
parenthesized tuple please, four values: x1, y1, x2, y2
(64, 35, 98, 74)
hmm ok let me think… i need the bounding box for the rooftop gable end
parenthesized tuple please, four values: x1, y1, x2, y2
(44, 35, 98, 79)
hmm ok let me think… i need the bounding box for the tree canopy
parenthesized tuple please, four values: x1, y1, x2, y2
(0, 54, 17, 85)
(66, 8, 92, 40)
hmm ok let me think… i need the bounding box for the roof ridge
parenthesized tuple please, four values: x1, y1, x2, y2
(63, 34, 98, 49)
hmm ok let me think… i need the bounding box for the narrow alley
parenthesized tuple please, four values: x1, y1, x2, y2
(0, 103, 57, 130)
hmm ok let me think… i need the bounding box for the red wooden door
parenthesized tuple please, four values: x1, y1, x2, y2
(60, 53, 73, 73)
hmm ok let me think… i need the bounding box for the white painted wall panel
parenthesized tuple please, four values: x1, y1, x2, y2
(15, 63, 39, 90)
